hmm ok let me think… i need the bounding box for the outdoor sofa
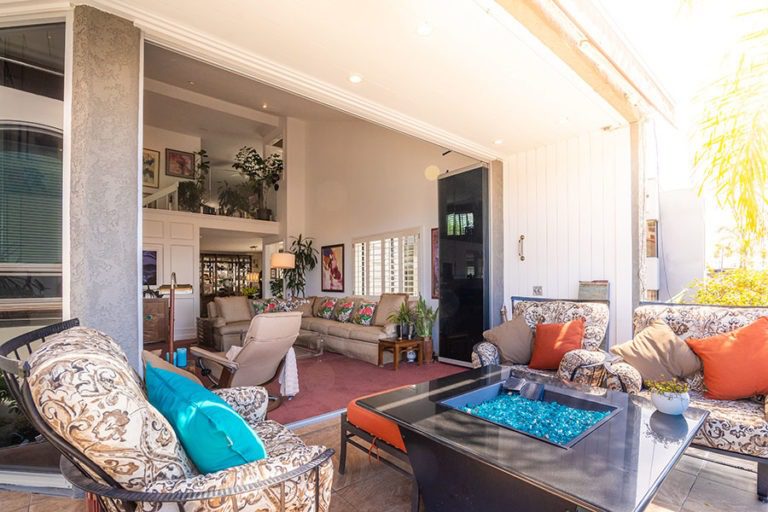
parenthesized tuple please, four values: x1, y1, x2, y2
(473, 299, 768, 501)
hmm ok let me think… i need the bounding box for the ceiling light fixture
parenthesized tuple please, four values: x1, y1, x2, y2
(417, 22, 432, 36)
(261, 103, 268, 109)
(493, 139, 504, 145)
(187, 80, 195, 86)
(348, 73, 363, 84)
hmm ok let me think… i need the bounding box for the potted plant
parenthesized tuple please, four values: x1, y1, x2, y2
(414, 295, 439, 362)
(217, 182, 249, 217)
(232, 147, 283, 220)
(647, 379, 690, 415)
(388, 302, 414, 340)
(283, 234, 319, 298)
(178, 149, 210, 212)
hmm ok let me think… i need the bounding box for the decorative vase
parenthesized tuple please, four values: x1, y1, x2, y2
(423, 336, 433, 363)
(651, 391, 690, 415)
(399, 322, 409, 340)
(406, 349, 417, 362)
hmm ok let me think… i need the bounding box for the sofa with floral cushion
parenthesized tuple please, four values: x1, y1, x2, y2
(0, 321, 334, 511)
(471, 298, 642, 392)
(629, 303, 768, 501)
(292, 294, 407, 365)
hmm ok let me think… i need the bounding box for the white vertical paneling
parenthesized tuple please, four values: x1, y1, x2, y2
(503, 126, 633, 345)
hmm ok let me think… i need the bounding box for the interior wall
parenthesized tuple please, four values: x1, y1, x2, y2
(301, 119, 477, 307)
(503, 126, 633, 345)
(142, 125, 201, 195)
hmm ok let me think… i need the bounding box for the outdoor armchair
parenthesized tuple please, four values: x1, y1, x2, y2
(0, 319, 333, 512)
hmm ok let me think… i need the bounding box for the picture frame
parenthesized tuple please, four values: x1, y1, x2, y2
(431, 227, 439, 299)
(142, 149, 160, 188)
(321, 244, 345, 292)
(165, 148, 195, 179)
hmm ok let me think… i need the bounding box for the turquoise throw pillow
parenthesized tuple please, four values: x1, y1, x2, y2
(145, 364, 267, 473)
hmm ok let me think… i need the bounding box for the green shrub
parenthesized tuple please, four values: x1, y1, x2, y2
(688, 268, 768, 306)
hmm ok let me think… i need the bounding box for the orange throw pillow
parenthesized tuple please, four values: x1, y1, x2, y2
(685, 317, 768, 400)
(528, 319, 585, 370)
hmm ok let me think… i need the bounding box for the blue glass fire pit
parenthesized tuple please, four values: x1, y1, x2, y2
(440, 382, 620, 448)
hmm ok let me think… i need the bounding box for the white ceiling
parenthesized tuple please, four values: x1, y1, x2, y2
(200, 228, 263, 253)
(144, 44, 354, 123)
(102, 0, 625, 158)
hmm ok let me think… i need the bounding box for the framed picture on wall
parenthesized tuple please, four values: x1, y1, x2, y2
(165, 148, 195, 179)
(321, 244, 344, 292)
(431, 227, 439, 299)
(142, 149, 160, 188)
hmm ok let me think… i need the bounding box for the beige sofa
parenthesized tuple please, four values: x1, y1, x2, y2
(297, 294, 407, 365)
(205, 296, 255, 352)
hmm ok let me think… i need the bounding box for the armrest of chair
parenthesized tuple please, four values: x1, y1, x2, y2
(212, 386, 269, 424)
(189, 346, 239, 371)
(471, 341, 500, 368)
(557, 349, 608, 387)
(61, 445, 334, 506)
(604, 361, 643, 394)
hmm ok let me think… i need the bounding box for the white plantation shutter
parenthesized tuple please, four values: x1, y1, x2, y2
(353, 230, 419, 296)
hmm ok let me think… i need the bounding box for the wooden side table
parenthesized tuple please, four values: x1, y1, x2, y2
(378, 337, 424, 370)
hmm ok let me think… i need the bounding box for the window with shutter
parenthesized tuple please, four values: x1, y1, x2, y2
(353, 230, 419, 297)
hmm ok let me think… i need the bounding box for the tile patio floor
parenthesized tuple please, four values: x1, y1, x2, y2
(2, 416, 767, 511)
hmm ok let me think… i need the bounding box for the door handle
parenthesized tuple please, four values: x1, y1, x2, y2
(518, 235, 525, 261)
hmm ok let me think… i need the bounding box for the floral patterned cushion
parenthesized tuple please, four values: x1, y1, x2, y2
(513, 300, 609, 351)
(335, 300, 356, 323)
(354, 302, 377, 326)
(26, 327, 196, 490)
(318, 298, 338, 319)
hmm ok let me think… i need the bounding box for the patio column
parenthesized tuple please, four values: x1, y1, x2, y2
(67, 6, 142, 369)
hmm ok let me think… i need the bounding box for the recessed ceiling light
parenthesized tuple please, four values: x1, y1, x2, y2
(261, 103, 268, 109)
(348, 73, 363, 84)
(187, 80, 195, 86)
(417, 22, 432, 37)
(493, 139, 504, 145)
(559, 116, 570, 124)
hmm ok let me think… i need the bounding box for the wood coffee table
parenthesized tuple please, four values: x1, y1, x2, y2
(378, 337, 424, 370)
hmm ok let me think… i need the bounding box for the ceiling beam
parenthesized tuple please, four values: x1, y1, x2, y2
(144, 78, 281, 127)
(496, 0, 642, 123)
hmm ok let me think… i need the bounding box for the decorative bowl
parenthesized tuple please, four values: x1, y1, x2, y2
(651, 391, 690, 415)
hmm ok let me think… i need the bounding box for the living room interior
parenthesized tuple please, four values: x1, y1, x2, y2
(140, 42, 482, 426)
(2, 2, 767, 512)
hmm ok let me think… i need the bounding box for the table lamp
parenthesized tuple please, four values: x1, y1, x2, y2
(157, 272, 193, 362)
(270, 251, 295, 298)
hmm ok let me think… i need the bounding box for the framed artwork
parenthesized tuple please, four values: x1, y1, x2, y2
(165, 148, 195, 179)
(142, 149, 160, 188)
(321, 244, 344, 292)
(431, 228, 439, 299)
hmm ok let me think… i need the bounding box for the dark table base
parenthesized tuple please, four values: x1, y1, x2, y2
(404, 429, 587, 512)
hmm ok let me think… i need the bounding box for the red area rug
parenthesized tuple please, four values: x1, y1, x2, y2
(266, 352, 466, 425)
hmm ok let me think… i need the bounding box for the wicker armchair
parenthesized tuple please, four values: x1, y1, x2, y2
(0, 320, 334, 512)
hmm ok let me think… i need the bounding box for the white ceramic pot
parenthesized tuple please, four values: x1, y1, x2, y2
(406, 349, 417, 362)
(651, 392, 690, 415)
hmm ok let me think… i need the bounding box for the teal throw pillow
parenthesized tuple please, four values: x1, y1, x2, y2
(145, 363, 267, 473)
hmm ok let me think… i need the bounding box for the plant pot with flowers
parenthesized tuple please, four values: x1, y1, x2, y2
(647, 379, 690, 415)
(414, 295, 439, 362)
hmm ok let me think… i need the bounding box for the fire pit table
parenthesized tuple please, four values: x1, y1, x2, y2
(358, 365, 708, 512)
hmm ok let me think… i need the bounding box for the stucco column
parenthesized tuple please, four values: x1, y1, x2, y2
(68, 6, 142, 368)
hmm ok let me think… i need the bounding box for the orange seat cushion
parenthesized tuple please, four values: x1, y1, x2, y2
(528, 319, 585, 370)
(685, 317, 768, 400)
(347, 388, 407, 452)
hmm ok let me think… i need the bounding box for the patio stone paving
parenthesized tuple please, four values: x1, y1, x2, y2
(1, 416, 766, 511)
